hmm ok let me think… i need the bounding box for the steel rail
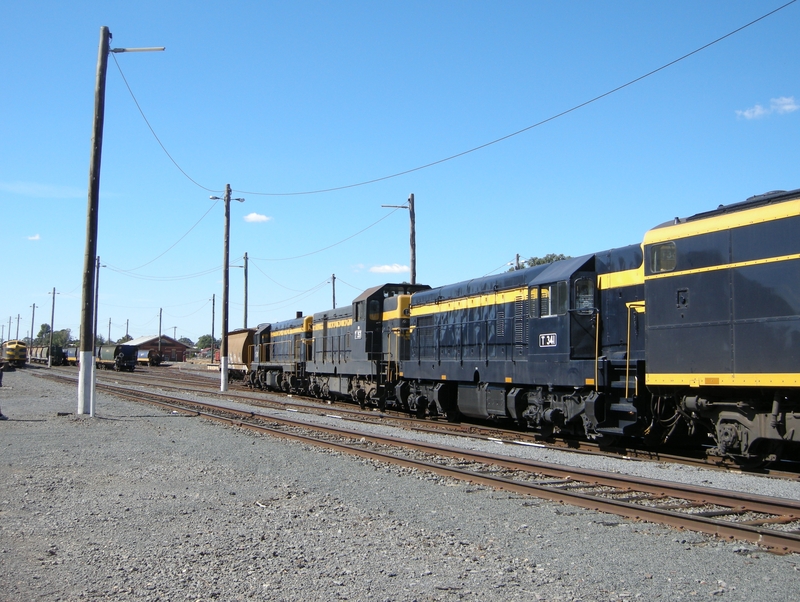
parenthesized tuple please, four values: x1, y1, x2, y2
(53, 366, 800, 479)
(67, 376, 800, 555)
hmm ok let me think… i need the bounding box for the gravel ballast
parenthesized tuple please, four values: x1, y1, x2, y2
(1, 367, 799, 601)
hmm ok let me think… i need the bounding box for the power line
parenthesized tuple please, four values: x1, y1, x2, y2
(249, 206, 403, 261)
(104, 264, 222, 282)
(333, 276, 362, 291)
(246, 279, 331, 309)
(111, 53, 222, 194)
(249, 260, 309, 292)
(237, 1, 796, 196)
(113, 200, 220, 272)
(114, 1, 795, 198)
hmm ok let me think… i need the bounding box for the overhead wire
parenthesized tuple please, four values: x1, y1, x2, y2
(333, 276, 362, 291)
(247, 279, 331, 309)
(104, 264, 222, 282)
(114, 1, 797, 197)
(482, 260, 516, 278)
(249, 205, 403, 261)
(110, 53, 221, 194)
(111, 200, 220, 273)
(249, 259, 309, 292)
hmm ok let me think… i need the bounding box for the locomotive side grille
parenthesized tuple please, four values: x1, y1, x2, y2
(514, 295, 525, 348)
(418, 316, 434, 357)
(497, 310, 505, 337)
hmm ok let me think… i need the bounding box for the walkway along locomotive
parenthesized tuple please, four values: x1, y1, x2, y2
(245, 189, 800, 462)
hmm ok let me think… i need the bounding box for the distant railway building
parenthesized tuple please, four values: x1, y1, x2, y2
(125, 335, 190, 363)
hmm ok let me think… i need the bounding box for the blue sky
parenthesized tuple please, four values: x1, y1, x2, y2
(1, 1, 798, 345)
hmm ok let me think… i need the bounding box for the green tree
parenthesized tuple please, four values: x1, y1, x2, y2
(35, 324, 71, 347)
(52, 329, 72, 347)
(36, 323, 51, 345)
(178, 336, 195, 347)
(509, 253, 571, 271)
(195, 334, 220, 350)
(117, 334, 133, 343)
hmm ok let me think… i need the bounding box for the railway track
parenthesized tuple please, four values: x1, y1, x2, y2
(47, 365, 800, 479)
(37, 370, 800, 555)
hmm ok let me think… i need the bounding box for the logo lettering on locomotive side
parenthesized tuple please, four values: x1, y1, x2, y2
(539, 333, 557, 347)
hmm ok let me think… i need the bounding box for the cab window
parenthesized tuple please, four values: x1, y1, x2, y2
(651, 242, 677, 273)
(539, 282, 568, 317)
(574, 278, 594, 313)
(368, 300, 381, 321)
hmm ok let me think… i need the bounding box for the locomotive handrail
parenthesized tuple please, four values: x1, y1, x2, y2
(625, 301, 646, 399)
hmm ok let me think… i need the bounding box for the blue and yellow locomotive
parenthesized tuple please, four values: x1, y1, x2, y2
(246, 188, 800, 462)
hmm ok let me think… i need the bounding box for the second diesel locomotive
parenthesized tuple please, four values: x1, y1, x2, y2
(244, 188, 800, 462)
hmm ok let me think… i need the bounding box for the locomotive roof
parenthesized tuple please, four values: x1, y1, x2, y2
(412, 254, 594, 303)
(269, 316, 306, 330)
(352, 283, 431, 304)
(644, 187, 800, 245)
(651, 187, 800, 230)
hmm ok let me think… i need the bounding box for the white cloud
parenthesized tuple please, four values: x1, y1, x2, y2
(736, 104, 767, 119)
(244, 213, 272, 223)
(369, 263, 409, 274)
(28, 234, 40, 241)
(772, 96, 799, 114)
(736, 96, 798, 119)
(0, 181, 83, 199)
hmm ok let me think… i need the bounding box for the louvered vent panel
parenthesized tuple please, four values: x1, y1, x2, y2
(514, 296, 525, 348)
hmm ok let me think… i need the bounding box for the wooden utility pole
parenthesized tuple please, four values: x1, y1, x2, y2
(332, 274, 336, 309)
(408, 193, 416, 285)
(93, 256, 101, 345)
(158, 308, 162, 356)
(382, 193, 416, 285)
(29, 304, 37, 346)
(210, 184, 244, 391)
(77, 27, 163, 415)
(210, 294, 215, 364)
(48, 288, 57, 367)
(243, 252, 248, 328)
(78, 26, 110, 415)
(221, 184, 231, 389)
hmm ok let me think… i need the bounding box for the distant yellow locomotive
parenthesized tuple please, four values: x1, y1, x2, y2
(2, 339, 28, 367)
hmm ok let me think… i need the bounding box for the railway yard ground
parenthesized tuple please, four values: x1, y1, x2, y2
(2, 366, 800, 601)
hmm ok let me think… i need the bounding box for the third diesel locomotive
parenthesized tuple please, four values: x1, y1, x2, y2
(241, 188, 800, 462)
